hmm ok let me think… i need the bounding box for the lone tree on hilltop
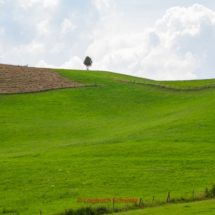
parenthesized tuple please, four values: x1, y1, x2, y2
(83, 56, 93, 70)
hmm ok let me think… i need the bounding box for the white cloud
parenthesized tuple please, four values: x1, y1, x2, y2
(19, 0, 59, 9)
(37, 20, 50, 36)
(50, 43, 64, 54)
(42, 0, 59, 8)
(36, 60, 57, 68)
(2, 2, 215, 80)
(94, 0, 110, 11)
(86, 3, 215, 80)
(61, 19, 76, 35)
(59, 56, 84, 69)
(0, 40, 45, 66)
(0, 0, 4, 3)
(36, 56, 84, 70)
(36, 60, 50, 68)
(26, 41, 45, 54)
(0, 27, 5, 36)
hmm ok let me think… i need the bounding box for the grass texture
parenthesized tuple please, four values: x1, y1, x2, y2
(112, 199, 215, 215)
(0, 69, 215, 214)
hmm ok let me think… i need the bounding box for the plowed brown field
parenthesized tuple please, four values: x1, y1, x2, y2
(0, 64, 86, 94)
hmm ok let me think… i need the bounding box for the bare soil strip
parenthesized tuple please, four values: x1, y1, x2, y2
(0, 64, 87, 94)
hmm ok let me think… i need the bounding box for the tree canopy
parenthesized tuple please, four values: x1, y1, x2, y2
(83, 56, 93, 70)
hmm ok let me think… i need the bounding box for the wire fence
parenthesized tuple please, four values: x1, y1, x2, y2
(34, 188, 212, 215)
(118, 79, 215, 91)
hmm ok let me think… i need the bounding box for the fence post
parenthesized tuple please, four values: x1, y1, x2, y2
(40, 210, 42, 215)
(153, 196, 155, 202)
(166, 192, 170, 203)
(65, 209, 67, 214)
(139, 198, 142, 206)
(193, 189, 194, 198)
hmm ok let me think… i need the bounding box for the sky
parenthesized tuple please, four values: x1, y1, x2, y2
(1, 0, 215, 80)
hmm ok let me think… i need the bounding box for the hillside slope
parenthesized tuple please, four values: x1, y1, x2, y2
(0, 69, 215, 215)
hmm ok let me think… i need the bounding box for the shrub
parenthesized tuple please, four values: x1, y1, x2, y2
(205, 183, 215, 198)
(95, 206, 110, 214)
(66, 209, 75, 215)
(75, 207, 96, 215)
(85, 207, 97, 215)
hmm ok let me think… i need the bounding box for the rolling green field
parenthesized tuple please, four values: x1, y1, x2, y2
(0, 69, 215, 215)
(112, 199, 215, 215)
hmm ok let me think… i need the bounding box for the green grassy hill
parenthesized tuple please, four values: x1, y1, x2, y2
(0, 69, 215, 215)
